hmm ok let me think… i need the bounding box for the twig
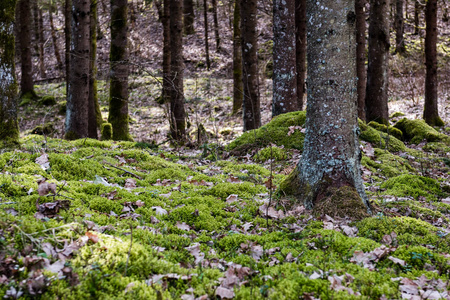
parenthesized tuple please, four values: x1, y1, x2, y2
(102, 160, 143, 180)
(124, 224, 133, 276)
(0, 202, 16, 205)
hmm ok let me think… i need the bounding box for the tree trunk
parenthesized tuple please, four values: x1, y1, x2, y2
(162, 0, 171, 105)
(423, 0, 444, 126)
(395, 0, 406, 55)
(49, 4, 64, 74)
(18, 0, 36, 98)
(32, 1, 46, 79)
(212, 0, 220, 49)
(183, 0, 195, 34)
(65, 0, 90, 140)
(295, 0, 306, 110)
(108, 0, 131, 141)
(232, 0, 243, 114)
(170, 0, 187, 141)
(203, 0, 211, 69)
(365, 0, 390, 125)
(241, 0, 261, 130)
(88, 0, 101, 139)
(272, 0, 297, 117)
(0, 0, 19, 146)
(414, 0, 420, 35)
(285, 0, 370, 217)
(356, 0, 366, 120)
(65, 0, 71, 99)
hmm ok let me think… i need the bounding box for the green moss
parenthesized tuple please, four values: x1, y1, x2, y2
(255, 146, 287, 162)
(227, 111, 306, 154)
(359, 119, 407, 152)
(31, 122, 54, 135)
(361, 148, 416, 177)
(58, 101, 67, 115)
(101, 122, 113, 140)
(206, 181, 266, 199)
(380, 174, 443, 200)
(394, 118, 450, 144)
(368, 121, 403, 140)
(390, 112, 405, 118)
(39, 95, 57, 106)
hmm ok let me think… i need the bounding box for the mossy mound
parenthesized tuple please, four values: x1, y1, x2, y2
(227, 111, 306, 155)
(380, 174, 443, 200)
(368, 121, 403, 140)
(30, 122, 54, 135)
(359, 119, 408, 152)
(394, 118, 450, 144)
(39, 95, 57, 106)
(361, 148, 416, 177)
(254, 145, 287, 162)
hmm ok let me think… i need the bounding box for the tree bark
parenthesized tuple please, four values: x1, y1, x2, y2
(108, 0, 132, 141)
(356, 0, 366, 120)
(18, 0, 36, 98)
(423, 0, 444, 126)
(169, 0, 187, 141)
(203, 0, 211, 69)
(32, 1, 46, 79)
(241, 0, 261, 130)
(88, 0, 101, 139)
(162, 0, 171, 105)
(295, 0, 306, 110)
(414, 0, 420, 35)
(212, 0, 220, 49)
(288, 0, 370, 216)
(65, 0, 90, 140)
(65, 0, 72, 100)
(232, 0, 243, 114)
(49, 4, 64, 74)
(395, 0, 406, 55)
(365, 0, 390, 125)
(272, 0, 297, 117)
(0, 0, 19, 146)
(183, 0, 195, 34)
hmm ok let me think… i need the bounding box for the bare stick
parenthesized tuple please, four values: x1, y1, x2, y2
(102, 160, 143, 180)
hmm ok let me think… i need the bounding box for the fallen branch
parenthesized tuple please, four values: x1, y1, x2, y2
(102, 160, 143, 180)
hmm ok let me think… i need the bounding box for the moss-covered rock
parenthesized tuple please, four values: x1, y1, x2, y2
(39, 95, 57, 106)
(359, 119, 408, 152)
(394, 118, 450, 144)
(368, 121, 403, 140)
(254, 146, 287, 162)
(101, 123, 113, 140)
(227, 111, 306, 154)
(380, 174, 443, 200)
(31, 122, 54, 135)
(361, 148, 416, 177)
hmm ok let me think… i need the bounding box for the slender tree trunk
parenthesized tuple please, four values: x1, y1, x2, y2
(65, 0, 90, 140)
(241, 0, 261, 130)
(18, 0, 36, 98)
(65, 0, 71, 99)
(286, 0, 370, 216)
(232, 0, 243, 114)
(108, 0, 131, 141)
(395, 0, 406, 54)
(0, 0, 19, 146)
(423, 0, 444, 126)
(32, 1, 46, 79)
(356, 0, 366, 120)
(88, 0, 101, 139)
(203, 0, 211, 69)
(212, 0, 220, 49)
(414, 0, 420, 35)
(162, 0, 171, 104)
(49, 5, 64, 74)
(295, 0, 306, 110)
(37, 7, 45, 77)
(365, 0, 390, 125)
(272, 0, 297, 117)
(183, 0, 195, 34)
(169, 0, 187, 141)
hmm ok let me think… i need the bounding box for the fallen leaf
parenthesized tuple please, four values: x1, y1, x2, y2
(37, 181, 57, 196)
(176, 221, 191, 231)
(124, 178, 137, 189)
(152, 206, 168, 215)
(215, 287, 234, 299)
(36, 153, 50, 171)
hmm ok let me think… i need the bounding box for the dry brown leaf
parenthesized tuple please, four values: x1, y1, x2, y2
(37, 181, 57, 196)
(176, 221, 191, 231)
(215, 287, 234, 299)
(124, 178, 137, 189)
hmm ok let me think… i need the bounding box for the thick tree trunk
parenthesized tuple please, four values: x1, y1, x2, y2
(241, 0, 261, 130)
(0, 0, 19, 146)
(356, 0, 366, 120)
(365, 0, 390, 125)
(232, 0, 243, 114)
(288, 0, 370, 216)
(65, 0, 90, 140)
(295, 0, 306, 110)
(203, 0, 211, 69)
(108, 0, 132, 141)
(212, 0, 220, 49)
(169, 0, 187, 141)
(272, 0, 297, 117)
(423, 0, 444, 126)
(18, 0, 36, 98)
(395, 0, 406, 55)
(88, 0, 101, 139)
(65, 0, 71, 99)
(49, 5, 64, 74)
(183, 0, 195, 35)
(32, 1, 46, 79)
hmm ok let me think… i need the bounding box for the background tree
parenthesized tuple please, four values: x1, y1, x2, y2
(183, 0, 195, 35)
(414, 0, 421, 35)
(212, 0, 220, 50)
(170, 0, 187, 141)
(295, 0, 306, 110)
(49, 1, 64, 74)
(65, 0, 71, 100)
(17, 0, 38, 99)
(65, 0, 90, 139)
(365, 0, 390, 125)
(88, 0, 101, 138)
(395, 0, 406, 54)
(283, 0, 370, 216)
(356, 0, 366, 120)
(232, 0, 243, 114)
(241, 0, 261, 130)
(203, 0, 211, 70)
(0, 0, 19, 146)
(32, 1, 46, 79)
(423, 0, 444, 126)
(272, 0, 297, 117)
(109, 0, 132, 141)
